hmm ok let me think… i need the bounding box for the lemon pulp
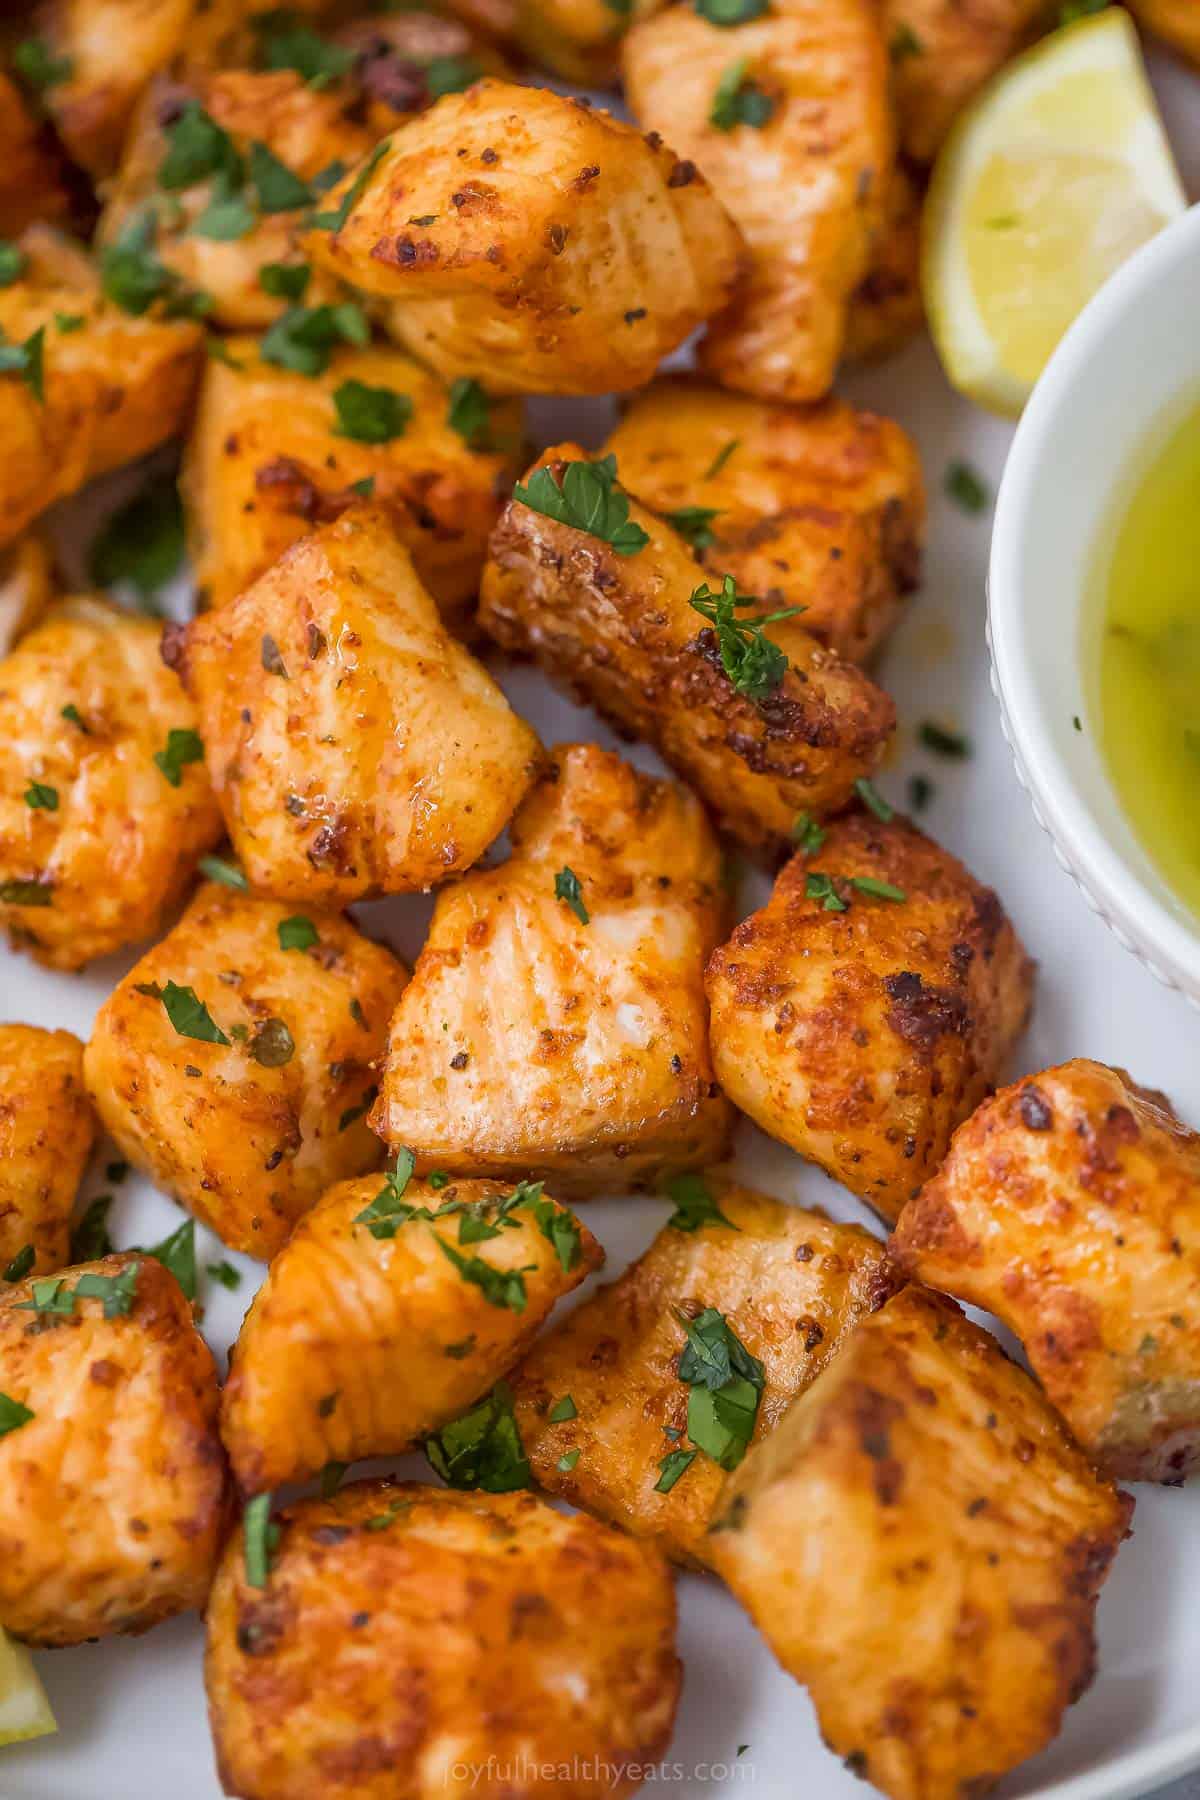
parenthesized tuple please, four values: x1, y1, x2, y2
(0, 1627, 55, 1748)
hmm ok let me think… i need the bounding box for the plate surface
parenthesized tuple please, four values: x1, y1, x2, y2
(3, 47, 1200, 1800)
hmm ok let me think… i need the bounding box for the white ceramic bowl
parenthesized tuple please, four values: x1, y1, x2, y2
(989, 201, 1200, 1006)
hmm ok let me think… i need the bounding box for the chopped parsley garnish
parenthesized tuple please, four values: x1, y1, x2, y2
(557, 1448, 581, 1473)
(554, 866, 589, 925)
(908, 774, 933, 811)
(207, 1260, 242, 1290)
(918, 720, 972, 759)
(424, 1382, 530, 1492)
(852, 875, 907, 902)
(61, 703, 88, 731)
(23, 781, 58, 811)
(249, 141, 313, 212)
(674, 1306, 764, 1471)
(549, 1394, 577, 1422)
(791, 812, 825, 855)
(159, 105, 240, 191)
(689, 575, 799, 701)
(0, 325, 45, 402)
(889, 23, 923, 60)
(13, 37, 72, 90)
(140, 1218, 196, 1301)
(249, 1018, 295, 1067)
(355, 1147, 418, 1239)
(2, 1245, 35, 1283)
(337, 1085, 378, 1132)
(71, 1195, 114, 1262)
(513, 455, 649, 556)
(243, 1492, 281, 1589)
(100, 211, 203, 317)
(428, 1171, 450, 1189)
(805, 871, 906, 910)
(350, 476, 375, 498)
(1059, 0, 1108, 20)
(425, 54, 485, 97)
(710, 60, 774, 131)
(190, 173, 255, 242)
(135, 979, 230, 1045)
(365, 1498, 410, 1531)
(944, 459, 989, 515)
(446, 377, 493, 448)
(259, 261, 311, 301)
(90, 476, 185, 600)
(206, 335, 243, 368)
(309, 138, 391, 233)
(153, 727, 205, 787)
(278, 915, 318, 952)
(260, 300, 370, 376)
(198, 854, 248, 890)
(655, 1447, 695, 1493)
(0, 242, 24, 286)
(55, 312, 85, 333)
(318, 1460, 346, 1499)
(254, 15, 355, 85)
(0, 1393, 34, 1437)
(694, 0, 768, 23)
(663, 1173, 738, 1234)
(0, 880, 51, 906)
(704, 438, 740, 480)
(854, 777, 893, 822)
(516, 1181, 583, 1272)
(332, 379, 412, 443)
(667, 505, 721, 551)
(435, 1237, 534, 1313)
(18, 1263, 140, 1321)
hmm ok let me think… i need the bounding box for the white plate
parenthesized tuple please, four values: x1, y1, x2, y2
(3, 45, 1200, 1800)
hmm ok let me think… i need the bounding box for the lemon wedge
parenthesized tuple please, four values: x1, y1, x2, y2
(0, 1627, 55, 1748)
(922, 8, 1187, 416)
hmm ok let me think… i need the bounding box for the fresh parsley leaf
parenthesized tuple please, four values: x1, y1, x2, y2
(337, 1084, 378, 1132)
(557, 1448, 581, 1472)
(689, 574, 800, 701)
(365, 1497, 410, 1531)
(435, 1236, 533, 1313)
(350, 476, 375, 498)
(278, 914, 318, 952)
(354, 1147, 418, 1239)
(0, 879, 52, 906)
(1059, 0, 1108, 20)
(332, 379, 412, 443)
(243, 1491, 281, 1589)
(549, 1394, 577, 1422)
(207, 1259, 242, 1290)
(666, 505, 721, 551)
(140, 1218, 196, 1300)
(309, 138, 390, 233)
(704, 438, 739, 480)
(446, 376, 493, 448)
(153, 727, 205, 787)
(663, 1173, 738, 1234)
(806, 871, 905, 909)
(73, 1261, 141, 1319)
(135, 979, 230, 1045)
(513, 455, 649, 556)
(655, 1447, 695, 1493)
(13, 37, 72, 91)
(515, 1181, 583, 1273)
(554, 866, 589, 925)
(260, 300, 370, 375)
(254, 16, 355, 85)
(854, 777, 893, 822)
(61, 703, 88, 731)
(205, 334, 243, 367)
(0, 1392, 34, 1437)
(710, 59, 774, 131)
(674, 1306, 764, 1471)
(424, 54, 485, 97)
(0, 325, 45, 402)
(918, 720, 971, 759)
(198, 854, 248, 890)
(55, 312, 85, 333)
(428, 1171, 451, 1190)
(71, 1195, 114, 1262)
(259, 261, 311, 301)
(100, 212, 176, 315)
(189, 171, 256, 242)
(159, 105, 240, 190)
(318, 1460, 346, 1499)
(90, 476, 184, 599)
(424, 1382, 531, 1492)
(944, 459, 989, 515)
(15, 1275, 74, 1319)
(791, 812, 825, 855)
(694, 0, 768, 25)
(249, 141, 313, 212)
(23, 781, 58, 811)
(804, 871, 847, 912)
(0, 242, 25, 286)
(850, 875, 906, 903)
(2, 1245, 35, 1283)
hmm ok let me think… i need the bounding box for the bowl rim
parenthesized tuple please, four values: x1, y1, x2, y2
(989, 201, 1200, 999)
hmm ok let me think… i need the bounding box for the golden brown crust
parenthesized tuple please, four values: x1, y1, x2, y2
(372, 743, 733, 1195)
(1129, 0, 1200, 66)
(624, 0, 893, 401)
(205, 1481, 681, 1800)
(511, 1178, 901, 1564)
(707, 1287, 1133, 1800)
(0, 1025, 95, 1279)
(0, 534, 56, 660)
(605, 378, 925, 663)
(879, 0, 1046, 163)
(705, 810, 1036, 1220)
(0, 596, 223, 970)
(893, 1058, 1200, 1483)
(480, 444, 895, 854)
(181, 338, 524, 625)
(302, 81, 746, 396)
(0, 1253, 228, 1646)
(221, 1174, 602, 1493)
(0, 228, 202, 551)
(511, 0, 663, 84)
(0, 72, 77, 239)
(83, 884, 409, 1259)
(844, 162, 925, 363)
(179, 507, 542, 905)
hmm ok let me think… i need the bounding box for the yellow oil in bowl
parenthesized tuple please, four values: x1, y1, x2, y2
(1098, 399, 1200, 916)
